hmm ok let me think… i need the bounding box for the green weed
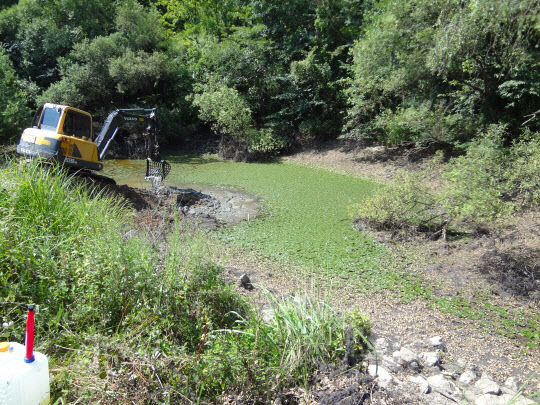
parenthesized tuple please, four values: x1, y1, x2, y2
(195, 291, 372, 400)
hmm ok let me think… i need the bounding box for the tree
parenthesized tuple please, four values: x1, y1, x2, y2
(345, 0, 540, 146)
(427, 0, 540, 134)
(269, 50, 339, 140)
(0, 49, 31, 142)
(157, 0, 252, 37)
(251, 0, 317, 61)
(38, 0, 191, 138)
(0, 0, 115, 90)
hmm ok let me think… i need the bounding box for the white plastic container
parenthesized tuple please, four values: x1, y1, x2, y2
(0, 342, 50, 405)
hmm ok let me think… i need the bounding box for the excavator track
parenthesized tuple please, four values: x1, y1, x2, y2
(69, 168, 117, 186)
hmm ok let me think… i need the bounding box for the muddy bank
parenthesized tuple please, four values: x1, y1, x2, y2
(113, 183, 261, 229)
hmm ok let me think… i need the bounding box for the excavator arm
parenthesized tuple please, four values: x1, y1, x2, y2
(94, 108, 170, 181)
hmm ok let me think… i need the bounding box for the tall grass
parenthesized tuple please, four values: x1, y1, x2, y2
(0, 160, 135, 335)
(196, 293, 372, 400)
(262, 292, 372, 378)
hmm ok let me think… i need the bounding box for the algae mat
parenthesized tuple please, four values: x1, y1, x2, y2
(102, 155, 385, 277)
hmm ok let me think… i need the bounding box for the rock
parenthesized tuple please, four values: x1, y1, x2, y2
(438, 244, 449, 255)
(409, 361, 420, 370)
(502, 394, 537, 405)
(429, 336, 446, 351)
(475, 378, 501, 395)
(481, 372, 495, 380)
(456, 358, 467, 368)
(393, 347, 419, 368)
(475, 394, 503, 405)
(425, 365, 443, 376)
(367, 365, 395, 388)
(239, 273, 252, 288)
(504, 376, 519, 392)
(459, 370, 477, 386)
(480, 235, 496, 248)
(427, 374, 457, 395)
(441, 363, 461, 379)
(400, 347, 418, 363)
(409, 375, 430, 394)
(382, 356, 400, 373)
(375, 337, 390, 355)
(462, 389, 480, 404)
(420, 351, 440, 367)
(261, 309, 274, 324)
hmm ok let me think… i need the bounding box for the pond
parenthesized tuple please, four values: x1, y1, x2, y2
(102, 155, 385, 278)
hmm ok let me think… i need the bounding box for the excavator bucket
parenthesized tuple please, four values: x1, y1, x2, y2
(145, 159, 171, 183)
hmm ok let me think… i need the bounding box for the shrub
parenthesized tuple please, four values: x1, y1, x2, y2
(441, 125, 540, 226)
(441, 125, 513, 225)
(192, 83, 287, 160)
(351, 125, 540, 236)
(350, 170, 445, 237)
(0, 49, 30, 142)
(372, 103, 465, 146)
(507, 129, 540, 207)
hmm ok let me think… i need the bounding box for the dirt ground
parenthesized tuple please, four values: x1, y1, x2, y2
(110, 140, 540, 402)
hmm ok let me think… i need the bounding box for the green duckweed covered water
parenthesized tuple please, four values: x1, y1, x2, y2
(102, 155, 385, 276)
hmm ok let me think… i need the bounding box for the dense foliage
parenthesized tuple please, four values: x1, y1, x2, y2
(346, 0, 540, 145)
(352, 125, 540, 234)
(1, 0, 539, 155)
(0, 48, 30, 142)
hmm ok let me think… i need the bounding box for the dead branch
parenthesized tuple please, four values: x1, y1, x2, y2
(522, 109, 540, 126)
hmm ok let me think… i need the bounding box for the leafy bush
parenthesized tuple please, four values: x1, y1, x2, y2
(192, 83, 253, 138)
(192, 83, 288, 160)
(350, 170, 445, 236)
(442, 125, 540, 225)
(506, 129, 540, 207)
(441, 125, 513, 224)
(372, 103, 466, 146)
(351, 126, 540, 235)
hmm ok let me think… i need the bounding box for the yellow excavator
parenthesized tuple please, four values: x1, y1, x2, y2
(17, 103, 170, 181)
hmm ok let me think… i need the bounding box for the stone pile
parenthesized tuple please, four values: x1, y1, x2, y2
(364, 336, 536, 405)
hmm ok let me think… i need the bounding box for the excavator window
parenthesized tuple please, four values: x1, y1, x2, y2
(63, 110, 91, 139)
(40, 107, 62, 132)
(31, 105, 44, 128)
